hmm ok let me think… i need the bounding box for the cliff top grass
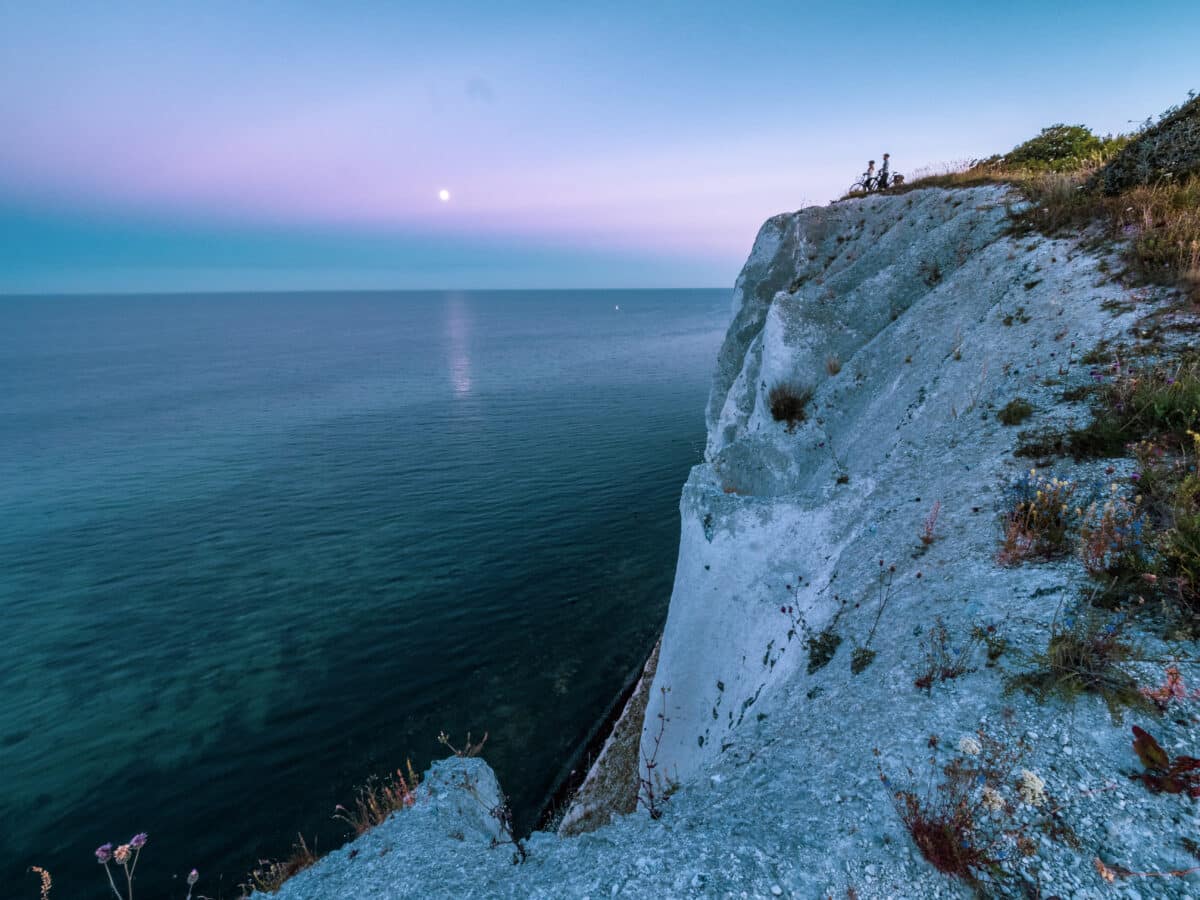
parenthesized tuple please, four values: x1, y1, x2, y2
(886, 92, 1200, 302)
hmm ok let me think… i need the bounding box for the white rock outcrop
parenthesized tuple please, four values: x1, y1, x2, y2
(275, 187, 1198, 899)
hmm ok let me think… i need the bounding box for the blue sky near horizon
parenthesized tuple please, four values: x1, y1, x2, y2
(1, 1, 1195, 293)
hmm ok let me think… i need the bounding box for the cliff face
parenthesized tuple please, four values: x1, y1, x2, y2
(274, 188, 1198, 898)
(650, 186, 1029, 783)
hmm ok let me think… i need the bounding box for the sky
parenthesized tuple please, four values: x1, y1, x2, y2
(0, 1, 1195, 293)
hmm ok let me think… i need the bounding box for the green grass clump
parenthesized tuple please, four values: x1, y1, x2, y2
(1068, 356, 1200, 458)
(1163, 471, 1200, 626)
(998, 398, 1034, 426)
(1007, 610, 1148, 721)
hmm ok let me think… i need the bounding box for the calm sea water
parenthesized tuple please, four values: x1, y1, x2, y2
(0, 289, 728, 898)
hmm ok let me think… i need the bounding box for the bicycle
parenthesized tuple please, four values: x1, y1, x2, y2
(848, 174, 880, 194)
(847, 172, 904, 194)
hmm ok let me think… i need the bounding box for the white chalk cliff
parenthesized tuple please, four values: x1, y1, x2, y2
(275, 186, 1198, 898)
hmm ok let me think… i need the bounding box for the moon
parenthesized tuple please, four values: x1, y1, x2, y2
(438, 189, 450, 202)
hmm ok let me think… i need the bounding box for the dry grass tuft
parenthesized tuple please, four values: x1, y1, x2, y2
(334, 762, 421, 835)
(249, 834, 320, 895)
(768, 382, 812, 431)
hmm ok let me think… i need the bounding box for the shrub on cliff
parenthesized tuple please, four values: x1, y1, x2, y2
(1007, 608, 1148, 721)
(1093, 92, 1200, 194)
(1003, 124, 1110, 172)
(768, 382, 812, 432)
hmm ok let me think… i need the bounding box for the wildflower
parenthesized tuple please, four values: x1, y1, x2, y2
(95, 844, 113, 864)
(129, 832, 148, 850)
(114, 844, 131, 865)
(957, 735, 982, 756)
(981, 786, 1004, 811)
(1016, 769, 1047, 807)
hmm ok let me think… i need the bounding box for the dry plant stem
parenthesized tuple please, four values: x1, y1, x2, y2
(457, 770, 528, 864)
(639, 687, 671, 819)
(125, 848, 141, 900)
(437, 731, 489, 758)
(488, 794, 528, 864)
(102, 864, 123, 900)
(1095, 857, 1200, 882)
(865, 562, 896, 647)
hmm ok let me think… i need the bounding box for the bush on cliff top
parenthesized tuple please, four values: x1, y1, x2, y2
(1003, 124, 1114, 172)
(894, 91, 1200, 300)
(1092, 92, 1200, 194)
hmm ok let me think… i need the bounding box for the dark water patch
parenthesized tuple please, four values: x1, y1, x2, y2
(0, 289, 726, 897)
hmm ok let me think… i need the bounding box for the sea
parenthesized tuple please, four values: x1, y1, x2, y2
(0, 288, 729, 898)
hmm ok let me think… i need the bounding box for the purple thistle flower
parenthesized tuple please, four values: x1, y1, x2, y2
(129, 832, 148, 849)
(95, 843, 113, 864)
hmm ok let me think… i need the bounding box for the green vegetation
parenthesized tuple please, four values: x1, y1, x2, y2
(1095, 93, 1200, 194)
(1007, 610, 1148, 721)
(997, 398, 1033, 426)
(1068, 355, 1200, 458)
(1003, 124, 1120, 172)
(895, 92, 1200, 301)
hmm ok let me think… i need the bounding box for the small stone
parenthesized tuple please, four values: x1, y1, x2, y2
(771, 887, 782, 896)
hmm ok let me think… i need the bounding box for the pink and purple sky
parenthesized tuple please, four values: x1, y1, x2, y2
(1, 1, 1194, 292)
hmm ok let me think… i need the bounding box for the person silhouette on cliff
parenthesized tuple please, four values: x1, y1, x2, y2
(878, 153, 891, 190)
(864, 160, 876, 189)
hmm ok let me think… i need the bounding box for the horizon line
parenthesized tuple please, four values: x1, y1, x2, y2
(0, 285, 731, 299)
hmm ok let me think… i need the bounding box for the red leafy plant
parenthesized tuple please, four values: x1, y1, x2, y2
(1129, 726, 1200, 798)
(1140, 665, 1200, 711)
(878, 716, 1072, 891)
